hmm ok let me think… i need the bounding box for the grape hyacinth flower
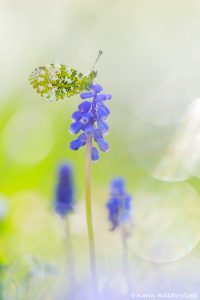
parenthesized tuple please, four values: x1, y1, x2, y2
(68, 81, 112, 298)
(106, 177, 133, 297)
(69, 83, 112, 161)
(54, 163, 76, 296)
(54, 164, 74, 217)
(29, 51, 109, 299)
(107, 177, 132, 231)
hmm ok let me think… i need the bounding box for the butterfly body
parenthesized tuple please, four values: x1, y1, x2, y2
(29, 64, 96, 101)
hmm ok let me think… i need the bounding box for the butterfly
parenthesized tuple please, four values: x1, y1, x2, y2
(29, 51, 102, 102)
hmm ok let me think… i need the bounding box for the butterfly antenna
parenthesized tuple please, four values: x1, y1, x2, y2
(92, 50, 103, 71)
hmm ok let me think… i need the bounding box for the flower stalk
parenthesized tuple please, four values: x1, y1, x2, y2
(65, 217, 76, 296)
(106, 177, 133, 296)
(121, 225, 131, 298)
(53, 163, 76, 296)
(85, 137, 98, 298)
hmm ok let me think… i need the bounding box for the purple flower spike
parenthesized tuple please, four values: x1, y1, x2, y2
(69, 82, 112, 161)
(106, 177, 132, 231)
(54, 164, 74, 217)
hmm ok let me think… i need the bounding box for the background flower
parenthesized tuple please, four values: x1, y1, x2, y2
(106, 177, 132, 231)
(54, 163, 74, 217)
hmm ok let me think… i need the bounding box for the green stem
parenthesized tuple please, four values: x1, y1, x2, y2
(85, 137, 98, 298)
(121, 225, 131, 298)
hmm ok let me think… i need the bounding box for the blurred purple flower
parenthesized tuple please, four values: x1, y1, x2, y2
(106, 177, 132, 231)
(54, 163, 74, 217)
(69, 83, 112, 161)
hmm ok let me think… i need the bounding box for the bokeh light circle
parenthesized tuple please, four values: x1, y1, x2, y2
(174, 98, 200, 179)
(106, 1, 200, 126)
(130, 116, 190, 182)
(128, 52, 200, 126)
(129, 178, 200, 263)
(3, 110, 54, 164)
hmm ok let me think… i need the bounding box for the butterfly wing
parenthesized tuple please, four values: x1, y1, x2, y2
(29, 64, 96, 101)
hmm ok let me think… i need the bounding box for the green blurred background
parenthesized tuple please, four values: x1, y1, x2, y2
(1, 0, 200, 298)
